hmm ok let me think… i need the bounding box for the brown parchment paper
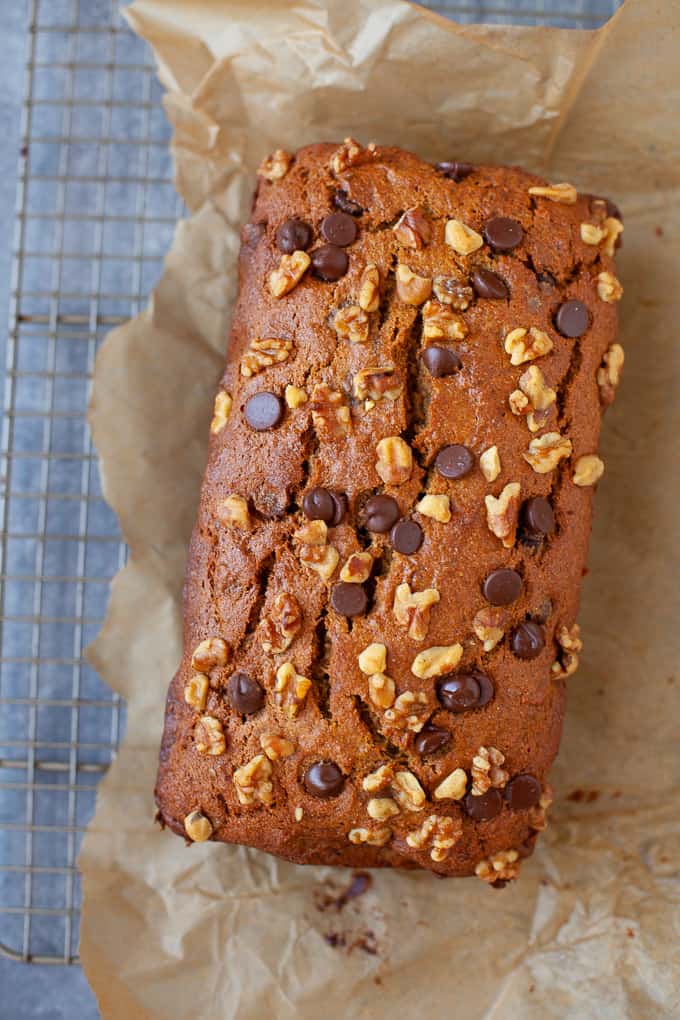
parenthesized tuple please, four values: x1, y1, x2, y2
(79, 1, 680, 1016)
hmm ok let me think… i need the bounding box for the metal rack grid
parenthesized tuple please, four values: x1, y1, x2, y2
(0, 0, 622, 970)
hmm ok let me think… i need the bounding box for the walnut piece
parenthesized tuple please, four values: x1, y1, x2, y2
(241, 337, 293, 378)
(310, 383, 351, 438)
(358, 643, 387, 675)
(433, 274, 474, 310)
(274, 663, 312, 717)
(362, 764, 394, 793)
(285, 384, 308, 409)
(375, 436, 413, 485)
(333, 305, 370, 344)
(470, 746, 508, 795)
(268, 251, 310, 298)
(294, 806, 304, 822)
(233, 753, 273, 806)
(480, 445, 501, 482)
(475, 848, 520, 884)
(216, 495, 250, 529)
(602, 216, 624, 256)
(504, 327, 554, 366)
(191, 637, 230, 673)
(395, 264, 432, 305)
(392, 770, 426, 812)
(421, 299, 467, 341)
(597, 271, 623, 303)
(528, 784, 553, 831)
(406, 813, 462, 862)
(580, 222, 606, 245)
(348, 826, 391, 847)
(194, 715, 226, 756)
(184, 810, 213, 842)
(552, 623, 583, 679)
(472, 606, 509, 652)
(393, 206, 432, 249)
(210, 390, 232, 434)
(484, 482, 521, 549)
(597, 343, 624, 405)
(393, 582, 440, 641)
(368, 673, 396, 709)
(260, 592, 303, 654)
(260, 733, 295, 760)
(383, 690, 429, 733)
(367, 797, 400, 821)
(509, 365, 556, 432)
(358, 263, 380, 312)
(415, 493, 451, 523)
(258, 148, 291, 181)
(330, 136, 375, 174)
(353, 365, 403, 408)
(445, 219, 483, 255)
(340, 551, 373, 584)
(523, 432, 573, 474)
(573, 454, 604, 487)
(528, 182, 577, 204)
(433, 768, 467, 801)
(184, 673, 209, 712)
(411, 643, 462, 679)
(295, 520, 339, 581)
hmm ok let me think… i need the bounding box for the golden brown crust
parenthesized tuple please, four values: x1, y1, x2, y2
(155, 142, 622, 879)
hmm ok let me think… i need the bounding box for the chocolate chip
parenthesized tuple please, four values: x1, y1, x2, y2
(311, 244, 349, 282)
(276, 218, 313, 254)
(504, 774, 542, 809)
(522, 496, 555, 536)
(435, 160, 474, 182)
(555, 299, 589, 338)
(303, 761, 345, 798)
(510, 620, 545, 660)
(484, 216, 523, 252)
(241, 222, 265, 246)
(390, 519, 423, 555)
(483, 568, 522, 606)
(330, 581, 367, 618)
(364, 494, 400, 533)
(437, 670, 493, 713)
(333, 190, 363, 216)
(471, 267, 508, 300)
(464, 789, 503, 821)
(329, 492, 347, 526)
(244, 392, 284, 430)
(435, 444, 474, 479)
(321, 212, 357, 247)
(414, 723, 451, 756)
(227, 672, 264, 715)
(422, 346, 462, 377)
(303, 487, 335, 522)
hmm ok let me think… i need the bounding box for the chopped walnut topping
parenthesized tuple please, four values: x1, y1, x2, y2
(393, 770, 426, 812)
(470, 746, 508, 795)
(367, 797, 400, 821)
(597, 271, 623, 303)
(295, 519, 327, 545)
(284, 384, 308, 409)
(358, 263, 380, 312)
(406, 813, 462, 862)
(184, 810, 213, 842)
(393, 582, 440, 641)
(330, 137, 376, 174)
(383, 690, 429, 733)
(358, 643, 387, 675)
(333, 305, 370, 344)
(528, 784, 553, 831)
(528, 182, 577, 204)
(433, 274, 474, 310)
(362, 764, 395, 793)
(240, 337, 293, 378)
(194, 715, 226, 756)
(340, 551, 373, 584)
(475, 848, 520, 884)
(395, 264, 432, 305)
(597, 343, 624, 405)
(260, 733, 295, 761)
(433, 768, 467, 801)
(484, 482, 521, 549)
(191, 637, 230, 673)
(393, 206, 432, 249)
(353, 365, 403, 408)
(375, 436, 413, 485)
(411, 643, 462, 679)
(421, 299, 467, 341)
(504, 327, 554, 366)
(294, 806, 304, 822)
(509, 365, 557, 432)
(367, 672, 396, 709)
(260, 592, 303, 654)
(310, 383, 351, 438)
(298, 540, 339, 581)
(210, 390, 232, 434)
(233, 753, 273, 806)
(523, 432, 573, 474)
(216, 495, 251, 529)
(348, 826, 391, 847)
(573, 454, 604, 487)
(445, 219, 483, 255)
(274, 663, 312, 718)
(602, 217, 624, 256)
(551, 628, 581, 678)
(580, 222, 607, 245)
(472, 606, 509, 652)
(480, 445, 501, 482)
(268, 251, 310, 298)
(258, 148, 291, 181)
(415, 493, 451, 523)
(184, 673, 209, 712)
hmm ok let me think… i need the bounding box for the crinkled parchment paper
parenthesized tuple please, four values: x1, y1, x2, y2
(79, 2, 680, 1016)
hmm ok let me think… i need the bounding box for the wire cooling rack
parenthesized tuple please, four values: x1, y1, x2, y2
(0, 0, 621, 970)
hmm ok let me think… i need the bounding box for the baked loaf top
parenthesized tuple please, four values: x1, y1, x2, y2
(155, 141, 623, 882)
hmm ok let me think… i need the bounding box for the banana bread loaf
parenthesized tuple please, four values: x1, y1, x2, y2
(155, 140, 623, 882)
